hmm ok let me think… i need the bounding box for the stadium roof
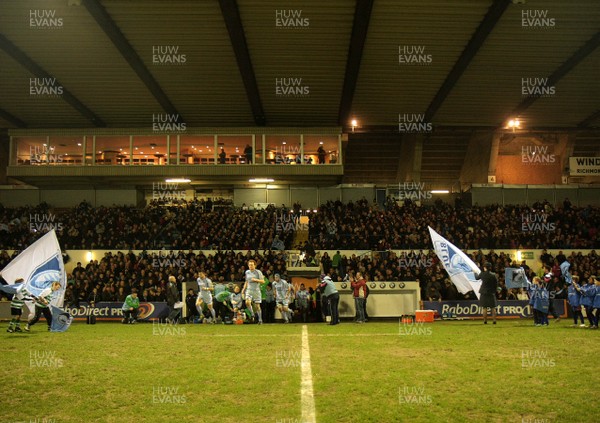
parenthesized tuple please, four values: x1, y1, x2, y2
(0, 0, 598, 132)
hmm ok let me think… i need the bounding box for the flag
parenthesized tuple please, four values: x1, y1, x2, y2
(50, 305, 73, 332)
(505, 267, 529, 289)
(560, 261, 572, 284)
(0, 282, 24, 296)
(428, 226, 482, 299)
(0, 230, 66, 308)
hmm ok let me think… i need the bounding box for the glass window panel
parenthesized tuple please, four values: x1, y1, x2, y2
(179, 136, 214, 165)
(48, 136, 84, 165)
(265, 135, 301, 165)
(133, 135, 167, 165)
(303, 135, 338, 165)
(217, 135, 253, 164)
(95, 136, 129, 165)
(15, 137, 44, 165)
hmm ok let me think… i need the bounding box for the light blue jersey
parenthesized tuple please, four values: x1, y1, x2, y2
(273, 280, 290, 301)
(197, 277, 213, 304)
(244, 269, 264, 303)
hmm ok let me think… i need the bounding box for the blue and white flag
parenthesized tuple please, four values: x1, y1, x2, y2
(560, 261, 572, 284)
(428, 226, 482, 299)
(50, 305, 73, 332)
(0, 282, 24, 296)
(505, 267, 530, 289)
(0, 230, 66, 308)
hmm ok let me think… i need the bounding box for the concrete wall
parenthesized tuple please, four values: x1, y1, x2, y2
(9, 248, 587, 275)
(496, 155, 562, 185)
(472, 185, 600, 207)
(233, 186, 372, 208)
(0, 187, 139, 207)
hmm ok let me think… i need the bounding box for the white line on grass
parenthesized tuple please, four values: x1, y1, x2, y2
(190, 332, 398, 338)
(310, 333, 398, 337)
(301, 324, 316, 423)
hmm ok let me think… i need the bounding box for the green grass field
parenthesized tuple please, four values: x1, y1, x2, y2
(1, 319, 598, 423)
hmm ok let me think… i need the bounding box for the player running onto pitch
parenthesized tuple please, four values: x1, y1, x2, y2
(242, 259, 264, 324)
(196, 272, 216, 323)
(273, 273, 292, 323)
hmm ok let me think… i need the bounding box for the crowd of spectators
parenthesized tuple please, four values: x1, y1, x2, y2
(308, 197, 599, 250)
(313, 248, 598, 303)
(0, 198, 597, 251)
(0, 200, 293, 251)
(0, 197, 598, 304)
(0, 249, 288, 306)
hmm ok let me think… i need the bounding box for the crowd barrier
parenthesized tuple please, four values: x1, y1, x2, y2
(0, 299, 570, 321)
(420, 300, 568, 319)
(0, 301, 170, 321)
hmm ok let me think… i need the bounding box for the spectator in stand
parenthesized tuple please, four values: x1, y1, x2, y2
(427, 286, 442, 302)
(243, 144, 252, 164)
(317, 145, 326, 164)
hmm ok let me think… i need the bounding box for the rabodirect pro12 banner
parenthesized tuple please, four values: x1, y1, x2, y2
(63, 302, 169, 321)
(421, 300, 567, 319)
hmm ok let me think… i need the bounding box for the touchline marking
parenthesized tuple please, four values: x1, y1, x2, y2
(301, 324, 316, 423)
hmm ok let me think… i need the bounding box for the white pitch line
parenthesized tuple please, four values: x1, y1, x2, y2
(189, 332, 398, 338)
(310, 333, 398, 337)
(192, 333, 301, 337)
(301, 325, 316, 423)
